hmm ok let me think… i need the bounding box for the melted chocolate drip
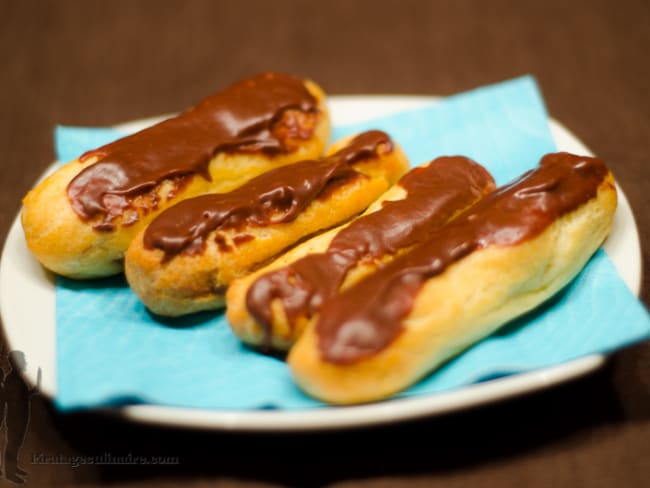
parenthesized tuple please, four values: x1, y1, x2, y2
(315, 152, 609, 364)
(66, 73, 318, 231)
(143, 130, 392, 260)
(245, 156, 496, 343)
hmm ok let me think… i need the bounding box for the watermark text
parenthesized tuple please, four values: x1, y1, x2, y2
(31, 452, 180, 468)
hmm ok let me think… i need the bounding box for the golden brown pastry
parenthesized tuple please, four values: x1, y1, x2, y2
(22, 72, 330, 278)
(226, 156, 496, 351)
(124, 130, 409, 317)
(288, 152, 617, 405)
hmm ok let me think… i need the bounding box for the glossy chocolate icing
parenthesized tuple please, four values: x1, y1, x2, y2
(143, 130, 392, 260)
(66, 73, 318, 231)
(245, 156, 496, 343)
(314, 152, 609, 364)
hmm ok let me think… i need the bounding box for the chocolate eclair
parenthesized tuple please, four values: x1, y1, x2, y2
(227, 155, 496, 351)
(288, 152, 617, 404)
(22, 72, 330, 278)
(125, 130, 409, 316)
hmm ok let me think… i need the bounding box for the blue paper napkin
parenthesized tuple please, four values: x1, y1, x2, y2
(54, 76, 650, 411)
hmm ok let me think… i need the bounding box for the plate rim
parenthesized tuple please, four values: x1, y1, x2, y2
(0, 94, 642, 431)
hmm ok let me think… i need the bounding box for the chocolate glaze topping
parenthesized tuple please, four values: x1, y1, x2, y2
(246, 156, 496, 344)
(143, 130, 392, 260)
(315, 152, 609, 364)
(66, 73, 318, 231)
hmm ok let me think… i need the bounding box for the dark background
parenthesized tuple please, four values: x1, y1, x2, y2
(1, 0, 649, 486)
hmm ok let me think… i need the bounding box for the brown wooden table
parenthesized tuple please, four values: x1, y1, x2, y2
(1, 1, 649, 486)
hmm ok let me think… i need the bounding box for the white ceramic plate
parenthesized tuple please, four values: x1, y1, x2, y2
(0, 96, 642, 431)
